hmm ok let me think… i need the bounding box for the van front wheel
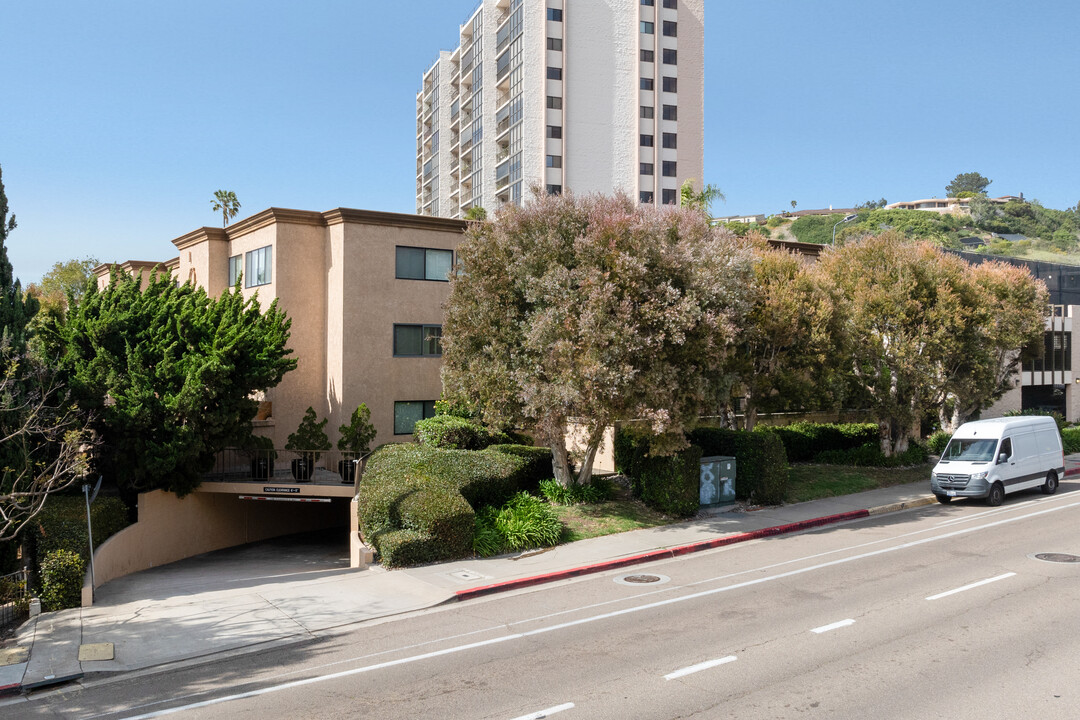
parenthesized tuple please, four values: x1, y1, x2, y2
(1041, 471, 1059, 495)
(986, 482, 1005, 507)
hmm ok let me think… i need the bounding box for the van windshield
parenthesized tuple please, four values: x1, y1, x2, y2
(942, 438, 998, 462)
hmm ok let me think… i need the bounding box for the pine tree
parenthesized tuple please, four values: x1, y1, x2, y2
(0, 163, 39, 350)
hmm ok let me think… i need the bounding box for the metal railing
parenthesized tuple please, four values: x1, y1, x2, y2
(204, 448, 369, 486)
(0, 568, 29, 629)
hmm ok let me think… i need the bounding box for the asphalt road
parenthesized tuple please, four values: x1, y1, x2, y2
(10, 486, 1080, 720)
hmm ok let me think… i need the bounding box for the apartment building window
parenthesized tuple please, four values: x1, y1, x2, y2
(641, 0, 654, 5)
(640, 77, 654, 90)
(663, 104, 678, 120)
(664, 0, 677, 7)
(546, 184, 563, 195)
(396, 246, 454, 281)
(547, 38, 562, 51)
(663, 48, 677, 65)
(663, 21, 677, 36)
(663, 161, 677, 177)
(640, 21, 654, 34)
(663, 132, 677, 149)
(641, 105, 654, 118)
(546, 155, 562, 168)
(662, 188, 678, 205)
(547, 67, 562, 80)
(547, 8, 562, 21)
(640, 191, 655, 204)
(227, 255, 241, 286)
(640, 49, 654, 62)
(547, 95, 562, 109)
(394, 324, 443, 357)
(663, 76, 678, 92)
(245, 246, 272, 288)
(547, 125, 562, 138)
(640, 162, 654, 175)
(394, 401, 437, 435)
(641, 134, 654, 147)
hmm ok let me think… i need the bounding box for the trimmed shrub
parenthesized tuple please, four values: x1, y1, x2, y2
(689, 428, 789, 505)
(413, 415, 511, 450)
(485, 444, 553, 492)
(927, 430, 951, 455)
(813, 442, 929, 467)
(1061, 427, 1080, 454)
(40, 549, 85, 612)
(358, 443, 538, 567)
(635, 445, 703, 517)
(758, 422, 878, 463)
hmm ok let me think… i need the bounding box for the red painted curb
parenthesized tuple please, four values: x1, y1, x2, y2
(1065, 467, 1080, 478)
(454, 508, 871, 602)
(0, 683, 22, 695)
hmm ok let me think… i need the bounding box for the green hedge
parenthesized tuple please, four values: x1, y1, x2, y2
(927, 430, 951, 455)
(757, 422, 878, 463)
(689, 428, 789, 505)
(813, 442, 929, 467)
(357, 444, 540, 567)
(25, 495, 130, 599)
(413, 415, 511, 450)
(40, 549, 86, 612)
(1062, 427, 1080, 454)
(633, 445, 702, 518)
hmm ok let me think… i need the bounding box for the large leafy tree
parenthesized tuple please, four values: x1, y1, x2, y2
(934, 260, 1048, 431)
(817, 232, 977, 456)
(946, 171, 992, 197)
(49, 272, 297, 495)
(26, 255, 100, 321)
(679, 178, 725, 215)
(728, 238, 839, 430)
(442, 190, 753, 486)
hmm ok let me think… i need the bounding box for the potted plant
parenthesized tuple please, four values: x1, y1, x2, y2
(337, 403, 377, 484)
(244, 435, 277, 480)
(285, 407, 331, 482)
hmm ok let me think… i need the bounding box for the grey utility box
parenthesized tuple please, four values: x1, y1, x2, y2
(699, 455, 736, 507)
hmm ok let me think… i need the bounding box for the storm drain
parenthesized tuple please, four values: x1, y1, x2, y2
(615, 573, 670, 586)
(1032, 553, 1080, 564)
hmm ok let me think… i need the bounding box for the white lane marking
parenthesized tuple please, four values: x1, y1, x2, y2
(665, 655, 737, 680)
(810, 619, 855, 634)
(510, 702, 575, 719)
(926, 572, 1017, 601)
(114, 497, 1080, 720)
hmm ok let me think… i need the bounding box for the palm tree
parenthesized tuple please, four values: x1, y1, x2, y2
(679, 179, 726, 215)
(211, 190, 241, 227)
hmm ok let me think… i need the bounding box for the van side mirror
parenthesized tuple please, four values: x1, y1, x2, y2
(998, 453, 1008, 464)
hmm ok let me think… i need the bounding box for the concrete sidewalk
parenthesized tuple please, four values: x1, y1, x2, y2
(3, 465, 1078, 695)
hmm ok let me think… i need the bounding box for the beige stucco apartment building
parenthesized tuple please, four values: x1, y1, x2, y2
(98, 207, 467, 451)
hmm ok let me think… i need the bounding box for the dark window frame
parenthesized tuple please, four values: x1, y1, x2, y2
(393, 324, 443, 358)
(395, 246, 454, 282)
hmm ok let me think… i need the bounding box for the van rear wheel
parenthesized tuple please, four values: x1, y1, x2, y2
(1041, 471, 1059, 495)
(935, 494, 952, 504)
(986, 482, 1005, 507)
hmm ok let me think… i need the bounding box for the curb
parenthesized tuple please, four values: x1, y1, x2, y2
(454, 503, 927, 602)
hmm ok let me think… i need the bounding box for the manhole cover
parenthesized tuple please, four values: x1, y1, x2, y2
(614, 573, 670, 586)
(1033, 553, 1080, 563)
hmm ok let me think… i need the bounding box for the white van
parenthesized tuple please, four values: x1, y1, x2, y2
(931, 416, 1064, 506)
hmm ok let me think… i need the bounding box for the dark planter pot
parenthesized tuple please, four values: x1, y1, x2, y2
(250, 457, 271, 480)
(338, 459, 358, 484)
(291, 457, 313, 482)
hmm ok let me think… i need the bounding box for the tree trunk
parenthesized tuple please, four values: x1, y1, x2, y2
(879, 418, 893, 457)
(550, 439, 573, 487)
(575, 440, 600, 487)
(743, 404, 758, 432)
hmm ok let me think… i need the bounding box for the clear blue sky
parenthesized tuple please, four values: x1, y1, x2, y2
(3, 0, 1078, 284)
